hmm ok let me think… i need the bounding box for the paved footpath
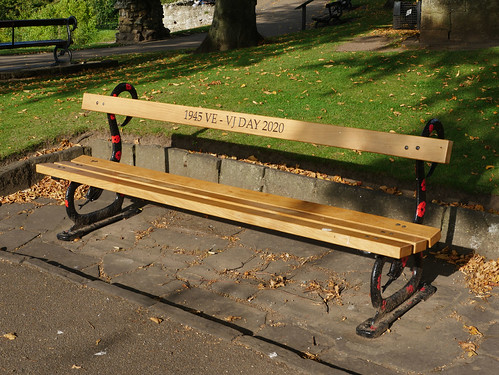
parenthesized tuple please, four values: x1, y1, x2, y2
(1, 194, 498, 374)
(0, 0, 327, 75)
(0, 259, 304, 375)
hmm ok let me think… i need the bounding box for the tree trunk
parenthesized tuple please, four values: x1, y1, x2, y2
(384, 0, 395, 9)
(196, 0, 263, 53)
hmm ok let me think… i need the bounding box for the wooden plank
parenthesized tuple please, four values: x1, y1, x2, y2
(37, 161, 414, 258)
(82, 94, 453, 164)
(69, 155, 440, 249)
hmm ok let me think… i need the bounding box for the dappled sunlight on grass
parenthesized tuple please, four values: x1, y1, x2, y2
(0, 1, 497, 196)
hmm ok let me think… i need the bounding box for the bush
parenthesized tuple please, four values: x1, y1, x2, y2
(17, 0, 97, 46)
(0, 0, 52, 20)
(91, 0, 118, 30)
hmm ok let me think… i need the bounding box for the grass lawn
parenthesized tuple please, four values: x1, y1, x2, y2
(0, 1, 497, 197)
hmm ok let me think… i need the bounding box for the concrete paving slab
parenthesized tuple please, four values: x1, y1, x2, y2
(202, 246, 258, 272)
(165, 209, 244, 237)
(0, 228, 39, 251)
(176, 264, 222, 287)
(147, 226, 230, 254)
(15, 240, 98, 271)
(110, 265, 179, 297)
(237, 227, 332, 258)
(165, 286, 268, 334)
(208, 279, 260, 302)
(22, 204, 67, 234)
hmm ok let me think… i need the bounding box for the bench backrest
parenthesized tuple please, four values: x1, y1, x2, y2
(0, 17, 77, 30)
(82, 93, 452, 164)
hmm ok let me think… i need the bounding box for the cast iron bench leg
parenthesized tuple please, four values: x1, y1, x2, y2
(356, 254, 437, 338)
(57, 83, 139, 241)
(356, 119, 445, 338)
(53, 45, 72, 64)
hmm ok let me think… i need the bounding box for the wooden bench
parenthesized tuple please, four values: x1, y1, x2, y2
(312, 1, 343, 27)
(36, 83, 453, 338)
(0, 16, 77, 64)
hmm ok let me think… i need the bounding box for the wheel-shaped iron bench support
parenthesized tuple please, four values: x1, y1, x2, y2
(357, 119, 444, 338)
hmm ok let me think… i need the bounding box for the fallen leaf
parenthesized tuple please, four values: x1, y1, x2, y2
(464, 325, 483, 336)
(224, 316, 242, 322)
(458, 340, 478, 356)
(150, 317, 163, 325)
(3, 333, 17, 340)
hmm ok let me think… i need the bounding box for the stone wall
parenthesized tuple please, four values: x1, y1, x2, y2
(115, 0, 170, 43)
(163, 1, 214, 33)
(420, 0, 499, 45)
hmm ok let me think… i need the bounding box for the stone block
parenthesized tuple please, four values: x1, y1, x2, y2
(421, 11, 449, 31)
(135, 144, 167, 172)
(102, 253, 148, 277)
(0, 160, 33, 196)
(420, 29, 450, 44)
(202, 247, 257, 272)
(89, 138, 111, 159)
(441, 206, 499, 259)
(262, 168, 315, 201)
(110, 265, 177, 296)
(89, 138, 134, 166)
(167, 148, 220, 183)
(219, 158, 265, 191)
(237, 229, 331, 258)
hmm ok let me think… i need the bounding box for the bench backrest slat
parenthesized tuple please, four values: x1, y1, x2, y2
(82, 93, 453, 164)
(0, 18, 76, 28)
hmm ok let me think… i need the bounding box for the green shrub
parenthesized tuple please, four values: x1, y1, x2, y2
(17, 0, 97, 46)
(91, 0, 118, 30)
(0, 0, 52, 20)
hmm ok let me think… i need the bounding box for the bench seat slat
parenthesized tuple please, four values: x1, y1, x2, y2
(82, 94, 453, 164)
(37, 161, 414, 258)
(36, 156, 441, 258)
(70, 156, 438, 251)
(0, 39, 66, 49)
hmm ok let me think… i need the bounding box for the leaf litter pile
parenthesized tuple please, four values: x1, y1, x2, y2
(0, 141, 87, 205)
(0, 176, 87, 205)
(430, 246, 498, 298)
(459, 254, 499, 298)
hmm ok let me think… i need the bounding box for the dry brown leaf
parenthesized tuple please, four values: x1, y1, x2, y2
(150, 317, 163, 325)
(464, 324, 483, 336)
(224, 316, 242, 322)
(3, 333, 17, 340)
(458, 340, 478, 357)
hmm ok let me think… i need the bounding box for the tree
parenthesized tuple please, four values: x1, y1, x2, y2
(196, 0, 263, 53)
(0, 0, 52, 19)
